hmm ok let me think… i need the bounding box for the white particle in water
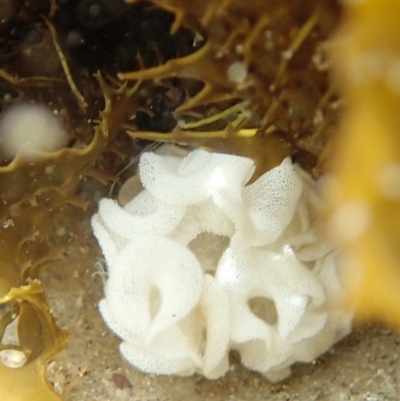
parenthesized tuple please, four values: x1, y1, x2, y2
(0, 349, 27, 368)
(0, 104, 67, 159)
(376, 163, 400, 199)
(329, 201, 371, 242)
(227, 61, 248, 84)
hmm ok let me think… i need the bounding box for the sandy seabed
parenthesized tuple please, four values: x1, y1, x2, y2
(43, 232, 400, 401)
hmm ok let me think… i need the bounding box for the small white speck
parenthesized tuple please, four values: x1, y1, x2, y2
(312, 49, 331, 71)
(45, 165, 55, 175)
(329, 201, 371, 242)
(319, 173, 343, 204)
(329, 100, 342, 110)
(349, 52, 384, 84)
(56, 226, 66, 236)
(376, 163, 400, 199)
(235, 44, 243, 54)
(313, 109, 324, 126)
(227, 61, 248, 84)
(2, 219, 14, 229)
(282, 50, 293, 60)
(0, 349, 27, 368)
(0, 104, 67, 159)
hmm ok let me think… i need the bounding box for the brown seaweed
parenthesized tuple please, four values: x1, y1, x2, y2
(3, 0, 381, 399)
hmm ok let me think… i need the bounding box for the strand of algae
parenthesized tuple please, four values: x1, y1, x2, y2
(0, 282, 70, 401)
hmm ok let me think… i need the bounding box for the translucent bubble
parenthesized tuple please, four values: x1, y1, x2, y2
(227, 61, 248, 84)
(328, 201, 371, 243)
(0, 104, 68, 159)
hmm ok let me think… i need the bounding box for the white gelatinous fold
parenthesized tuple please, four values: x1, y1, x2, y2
(91, 215, 117, 267)
(98, 191, 185, 238)
(275, 245, 326, 306)
(316, 252, 347, 300)
(91, 146, 352, 379)
(216, 246, 324, 341)
(169, 198, 235, 246)
(217, 157, 303, 249)
(199, 275, 230, 378)
(99, 299, 136, 343)
(234, 328, 294, 374)
(139, 148, 255, 206)
(91, 214, 129, 267)
(103, 235, 203, 341)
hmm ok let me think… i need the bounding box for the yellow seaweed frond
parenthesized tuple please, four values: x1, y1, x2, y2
(0, 281, 70, 401)
(327, 0, 400, 328)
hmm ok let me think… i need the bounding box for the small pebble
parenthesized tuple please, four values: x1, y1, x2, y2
(112, 372, 133, 389)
